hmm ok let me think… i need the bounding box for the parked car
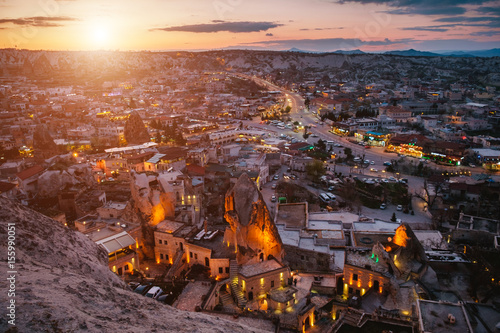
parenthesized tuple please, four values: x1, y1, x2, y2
(326, 192, 336, 201)
(271, 183, 277, 189)
(145, 286, 163, 299)
(157, 292, 175, 305)
(271, 195, 277, 202)
(469, 164, 476, 168)
(128, 281, 141, 290)
(397, 205, 403, 211)
(380, 203, 387, 210)
(273, 174, 279, 180)
(328, 185, 335, 191)
(383, 161, 392, 166)
(134, 284, 152, 295)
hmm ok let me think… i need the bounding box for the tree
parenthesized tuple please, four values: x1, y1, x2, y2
(344, 147, 353, 161)
(124, 111, 150, 144)
(315, 139, 326, 151)
(284, 106, 292, 113)
(306, 159, 326, 183)
(391, 212, 397, 222)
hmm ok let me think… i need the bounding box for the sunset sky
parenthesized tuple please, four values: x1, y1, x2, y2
(0, 0, 499, 52)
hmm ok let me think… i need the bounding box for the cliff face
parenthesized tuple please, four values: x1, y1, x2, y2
(224, 174, 283, 265)
(0, 197, 270, 333)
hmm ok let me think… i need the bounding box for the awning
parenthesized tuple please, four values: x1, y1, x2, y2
(95, 231, 136, 254)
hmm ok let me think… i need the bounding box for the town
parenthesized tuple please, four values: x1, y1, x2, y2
(1, 48, 500, 332)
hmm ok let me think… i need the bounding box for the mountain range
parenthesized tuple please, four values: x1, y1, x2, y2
(286, 48, 500, 57)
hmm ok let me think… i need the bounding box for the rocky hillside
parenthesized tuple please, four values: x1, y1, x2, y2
(1, 49, 499, 85)
(0, 197, 271, 333)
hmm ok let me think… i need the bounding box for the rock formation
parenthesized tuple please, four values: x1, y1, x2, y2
(0, 196, 270, 333)
(124, 111, 150, 145)
(224, 173, 284, 265)
(36, 169, 78, 197)
(130, 171, 176, 226)
(33, 124, 58, 159)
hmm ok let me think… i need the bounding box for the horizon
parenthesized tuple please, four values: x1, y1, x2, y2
(0, 0, 499, 53)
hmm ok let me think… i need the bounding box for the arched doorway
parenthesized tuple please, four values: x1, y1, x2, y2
(260, 253, 264, 262)
(248, 291, 254, 301)
(304, 316, 310, 330)
(260, 298, 268, 311)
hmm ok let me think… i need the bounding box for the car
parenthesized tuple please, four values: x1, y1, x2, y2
(326, 192, 336, 201)
(273, 175, 279, 180)
(145, 286, 164, 299)
(157, 292, 175, 305)
(290, 175, 297, 180)
(364, 160, 370, 164)
(271, 195, 277, 202)
(383, 161, 392, 166)
(311, 134, 318, 137)
(397, 205, 403, 211)
(370, 161, 375, 165)
(271, 183, 277, 189)
(380, 203, 387, 210)
(134, 284, 152, 296)
(328, 185, 335, 191)
(469, 164, 476, 168)
(370, 168, 378, 172)
(128, 281, 141, 290)
(382, 179, 389, 183)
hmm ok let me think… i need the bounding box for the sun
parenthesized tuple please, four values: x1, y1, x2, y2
(89, 23, 111, 48)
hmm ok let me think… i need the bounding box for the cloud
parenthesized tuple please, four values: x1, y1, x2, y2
(266, 33, 273, 36)
(0, 16, 77, 27)
(470, 30, 500, 36)
(239, 37, 413, 52)
(335, 0, 487, 16)
(476, 6, 500, 16)
(151, 21, 283, 33)
(433, 16, 500, 28)
(401, 26, 449, 32)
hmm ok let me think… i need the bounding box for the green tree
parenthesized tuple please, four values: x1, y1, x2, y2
(391, 212, 397, 222)
(315, 139, 326, 151)
(285, 106, 292, 113)
(344, 147, 353, 161)
(306, 159, 326, 183)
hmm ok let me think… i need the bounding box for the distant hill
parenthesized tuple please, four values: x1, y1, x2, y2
(383, 49, 441, 57)
(438, 48, 500, 58)
(333, 49, 366, 55)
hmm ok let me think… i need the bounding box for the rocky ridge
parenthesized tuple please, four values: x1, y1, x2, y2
(0, 196, 271, 332)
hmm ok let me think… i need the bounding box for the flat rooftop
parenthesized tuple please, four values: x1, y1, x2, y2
(414, 230, 445, 250)
(239, 258, 284, 278)
(155, 220, 185, 234)
(308, 212, 359, 225)
(418, 300, 472, 333)
(353, 219, 401, 232)
(190, 232, 236, 259)
(351, 232, 393, 248)
(345, 250, 391, 275)
(275, 203, 307, 228)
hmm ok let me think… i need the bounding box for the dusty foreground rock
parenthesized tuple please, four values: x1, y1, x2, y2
(0, 197, 271, 333)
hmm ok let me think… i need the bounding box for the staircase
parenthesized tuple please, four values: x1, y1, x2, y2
(229, 260, 247, 308)
(342, 310, 365, 327)
(165, 248, 184, 280)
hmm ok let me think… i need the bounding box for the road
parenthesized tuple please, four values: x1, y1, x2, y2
(236, 74, 488, 226)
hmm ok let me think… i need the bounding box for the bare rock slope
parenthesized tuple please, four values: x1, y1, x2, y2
(0, 197, 271, 333)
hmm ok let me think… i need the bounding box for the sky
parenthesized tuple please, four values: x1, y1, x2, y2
(0, 0, 499, 52)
